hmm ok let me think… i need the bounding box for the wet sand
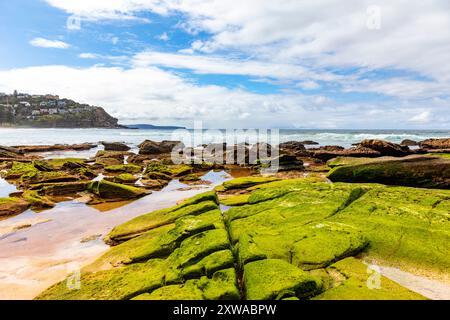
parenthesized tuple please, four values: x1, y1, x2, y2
(367, 263, 450, 300)
(0, 170, 229, 299)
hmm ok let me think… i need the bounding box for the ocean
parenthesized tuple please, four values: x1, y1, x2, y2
(0, 128, 448, 150)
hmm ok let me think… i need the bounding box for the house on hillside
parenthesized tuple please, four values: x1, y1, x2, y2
(19, 101, 31, 107)
(48, 108, 58, 115)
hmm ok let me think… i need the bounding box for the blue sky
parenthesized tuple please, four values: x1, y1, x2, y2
(0, 0, 449, 129)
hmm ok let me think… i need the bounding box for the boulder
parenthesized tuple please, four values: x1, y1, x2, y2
(419, 138, 450, 150)
(279, 141, 307, 156)
(359, 139, 410, 157)
(101, 142, 131, 152)
(138, 140, 182, 155)
(327, 155, 450, 188)
(31, 181, 90, 196)
(87, 180, 150, 201)
(400, 139, 418, 146)
(260, 154, 304, 172)
(309, 146, 381, 162)
(299, 140, 319, 145)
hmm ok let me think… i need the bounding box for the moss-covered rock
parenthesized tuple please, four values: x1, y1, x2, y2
(104, 164, 142, 174)
(244, 259, 321, 300)
(221, 176, 280, 191)
(32, 181, 90, 196)
(20, 171, 78, 186)
(145, 162, 192, 177)
(1, 162, 38, 180)
(87, 179, 150, 202)
(219, 194, 250, 206)
(0, 197, 30, 216)
(313, 258, 426, 300)
(22, 190, 55, 210)
(106, 192, 219, 243)
(112, 173, 139, 184)
(327, 155, 450, 188)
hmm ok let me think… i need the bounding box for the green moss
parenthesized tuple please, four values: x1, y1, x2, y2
(132, 268, 239, 300)
(145, 162, 192, 177)
(2, 162, 39, 179)
(113, 173, 138, 184)
(22, 190, 55, 209)
(327, 156, 450, 188)
(244, 259, 321, 300)
(87, 179, 149, 201)
(36, 259, 168, 300)
(132, 280, 204, 300)
(329, 186, 450, 274)
(235, 222, 368, 270)
(93, 210, 224, 268)
(106, 199, 219, 243)
(427, 153, 450, 159)
(219, 194, 250, 206)
(313, 258, 426, 300)
(104, 164, 142, 174)
(179, 173, 202, 182)
(222, 176, 280, 190)
(46, 158, 86, 169)
(20, 171, 78, 185)
(181, 250, 235, 279)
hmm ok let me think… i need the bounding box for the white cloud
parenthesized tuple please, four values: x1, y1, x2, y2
(409, 111, 431, 123)
(0, 65, 447, 129)
(79, 53, 98, 59)
(132, 50, 338, 82)
(29, 37, 70, 49)
(156, 32, 169, 41)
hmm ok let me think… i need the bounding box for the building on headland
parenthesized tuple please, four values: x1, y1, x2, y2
(19, 101, 31, 107)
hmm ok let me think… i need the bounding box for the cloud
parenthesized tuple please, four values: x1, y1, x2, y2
(132, 50, 338, 82)
(79, 53, 98, 59)
(0, 65, 447, 129)
(29, 37, 70, 49)
(409, 111, 431, 123)
(156, 32, 170, 41)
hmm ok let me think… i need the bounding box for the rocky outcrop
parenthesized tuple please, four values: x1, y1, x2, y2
(14, 143, 97, 153)
(309, 146, 381, 162)
(0, 197, 30, 216)
(101, 142, 131, 152)
(359, 139, 410, 157)
(327, 155, 450, 188)
(419, 138, 450, 150)
(401, 139, 418, 146)
(279, 141, 307, 156)
(87, 180, 150, 202)
(138, 140, 182, 155)
(36, 180, 438, 300)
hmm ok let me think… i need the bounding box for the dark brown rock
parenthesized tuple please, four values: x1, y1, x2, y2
(327, 155, 450, 189)
(419, 138, 450, 150)
(359, 139, 410, 157)
(400, 139, 418, 146)
(14, 143, 97, 153)
(138, 140, 183, 155)
(309, 146, 381, 162)
(101, 142, 131, 152)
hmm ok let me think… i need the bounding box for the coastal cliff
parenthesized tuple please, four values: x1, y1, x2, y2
(0, 92, 121, 128)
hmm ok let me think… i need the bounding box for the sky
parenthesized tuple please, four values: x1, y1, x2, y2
(0, 0, 449, 129)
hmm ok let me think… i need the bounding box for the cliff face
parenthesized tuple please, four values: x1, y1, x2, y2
(0, 93, 121, 128)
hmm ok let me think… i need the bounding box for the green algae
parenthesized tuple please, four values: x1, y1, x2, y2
(2, 162, 39, 179)
(87, 179, 149, 201)
(113, 173, 138, 184)
(132, 268, 239, 300)
(244, 259, 321, 300)
(219, 194, 250, 206)
(107, 195, 219, 243)
(313, 257, 427, 300)
(145, 162, 192, 177)
(45, 158, 86, 169)
(22, 190, 55, 209)
(222, 176, 280, 190)
(92, 210, 225, 268)
(104, 164, 142, 174)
